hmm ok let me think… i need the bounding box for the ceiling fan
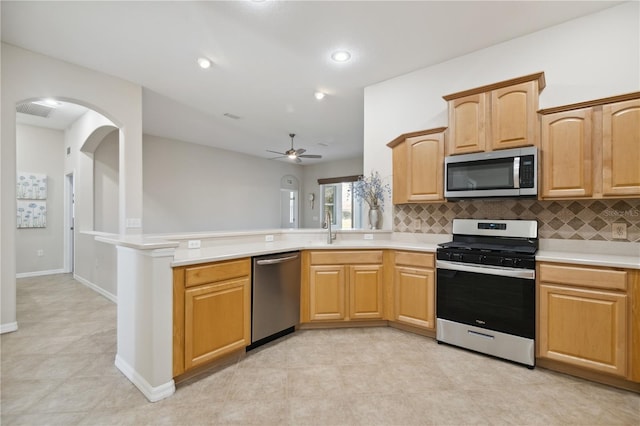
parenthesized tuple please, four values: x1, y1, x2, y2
(267, 133, 322, 163)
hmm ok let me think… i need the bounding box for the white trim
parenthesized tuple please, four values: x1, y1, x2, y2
(16, 269, 66, 279)
(1, 322, 18, 334)
(74, 274, 117, 304)
(115, 354, 175, 402)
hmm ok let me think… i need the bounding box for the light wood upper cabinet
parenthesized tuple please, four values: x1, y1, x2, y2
(491, 81, 540, 150)
(448, 93, 487, 154)
(602, 98, 640, 196)
(387, 128, 446, 204)
(540, 93, 640, 200)
(538, 262, 629, 378)
(540, 108, 593, 198)
(444, 72, 545, 155)
(173, 258, 251, 376)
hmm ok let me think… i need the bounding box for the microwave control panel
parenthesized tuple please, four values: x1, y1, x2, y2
(519, 155, 535, 188)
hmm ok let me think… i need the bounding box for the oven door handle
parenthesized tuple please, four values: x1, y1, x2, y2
(436, 260, 535, 279)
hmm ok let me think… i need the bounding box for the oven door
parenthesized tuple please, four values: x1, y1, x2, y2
(436, 260, 535, 339)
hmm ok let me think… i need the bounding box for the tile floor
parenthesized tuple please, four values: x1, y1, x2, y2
(1, 273, 639, 425)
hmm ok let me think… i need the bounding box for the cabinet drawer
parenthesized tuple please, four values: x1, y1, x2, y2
(309, 250, 383, 265)
(184, 258, 251, 288)
(539, 263, 627, 291)
(394, 251, 434, 268)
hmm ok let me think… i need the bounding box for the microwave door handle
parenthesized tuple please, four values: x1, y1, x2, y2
(513, 156, 521, 189)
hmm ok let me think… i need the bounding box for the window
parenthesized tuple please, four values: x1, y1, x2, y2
(318, 175, 363, 229)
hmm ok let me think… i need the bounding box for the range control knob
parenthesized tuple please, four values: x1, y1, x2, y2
(452, 253, 463, 262)
(501, 258, 514, 267)
(513, 258, 522, 267)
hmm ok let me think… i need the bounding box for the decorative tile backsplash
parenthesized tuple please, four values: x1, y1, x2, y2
(394, 199, 640, 242)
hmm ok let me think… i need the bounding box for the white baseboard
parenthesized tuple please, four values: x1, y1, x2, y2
(115, 354, 175, 402)
(1, 322, 18, 334)
(73, 274, 117, 304)
(16, 269, 66, 279)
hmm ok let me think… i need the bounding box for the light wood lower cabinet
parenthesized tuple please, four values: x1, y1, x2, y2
(173, 258, 251, 376)
(392, 251, 435, 330)
(304, 251, 384, 322)
(538, 262, 629, 378)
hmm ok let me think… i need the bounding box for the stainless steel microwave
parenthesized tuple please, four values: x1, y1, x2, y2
(444, 146, 537, 200)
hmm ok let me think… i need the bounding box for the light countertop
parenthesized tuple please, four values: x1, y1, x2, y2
(95, 229, 640, 270)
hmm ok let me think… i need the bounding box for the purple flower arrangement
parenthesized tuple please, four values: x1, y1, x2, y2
(353, 171, 391, 211)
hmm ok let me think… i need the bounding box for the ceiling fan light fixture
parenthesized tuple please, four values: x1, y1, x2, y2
(331, 50, 351, 63)
(314, 91, 325, 100)
(197, 57, 212, 69)
(288, 153, 297, 159)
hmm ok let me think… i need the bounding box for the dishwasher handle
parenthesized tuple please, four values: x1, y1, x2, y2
(255, 253, 299, 265)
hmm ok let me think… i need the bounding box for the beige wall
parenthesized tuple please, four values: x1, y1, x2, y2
(142, 134, 305, 233)
(15, 124, 65, 275)
(94, 130, 119, 234)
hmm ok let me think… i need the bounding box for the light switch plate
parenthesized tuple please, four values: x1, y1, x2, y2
(187, 240, 201, 249)
(265, 235, 274, 242)
(612, 223, 627, 239)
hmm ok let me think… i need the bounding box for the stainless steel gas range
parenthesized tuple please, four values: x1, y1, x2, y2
(436, 219, 538, 367)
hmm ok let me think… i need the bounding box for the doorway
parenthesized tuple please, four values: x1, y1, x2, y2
(64, 172, 75, 273)
(280, 189, 299, 228)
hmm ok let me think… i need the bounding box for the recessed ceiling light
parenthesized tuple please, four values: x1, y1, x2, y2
(197, 57, 212, 69)
(33, 99, 61, 108)
(314, 91, 326, 100)
(331, 50, 351, 63)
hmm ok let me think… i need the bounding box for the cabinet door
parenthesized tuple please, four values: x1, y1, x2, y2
(602, 98, 640, 196)
(394, 266, 435, 330)
(349, 265, 384, 320)
(391, 141, 409, 204)
(540, 108, 593, 198)
(491, 81, 538, 150)
(184, 277, 250, 369)
(447, 93, 487, 154)
(309, 265, 346, 321)
(538, 283, 627, 376)
(406, 133, 444, 202)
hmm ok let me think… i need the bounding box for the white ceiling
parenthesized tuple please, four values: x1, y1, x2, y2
(1, 1, 623, 164)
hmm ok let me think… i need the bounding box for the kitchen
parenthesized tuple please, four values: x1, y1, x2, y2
(2, 1, 639, 424)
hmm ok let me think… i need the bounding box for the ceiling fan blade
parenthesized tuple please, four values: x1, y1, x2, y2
(298, 154, 322, 159)
(269, 155, 287, 160)
(266, 150, 286, 155)
(295, 148, 306, 155)
(295, 157, 302, 163)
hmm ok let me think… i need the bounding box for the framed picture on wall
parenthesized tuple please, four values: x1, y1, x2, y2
(17, 200, 47, 228)
(16, 172, 47, 200)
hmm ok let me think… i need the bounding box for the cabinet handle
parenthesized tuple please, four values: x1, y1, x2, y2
(255, 254, 299, 265)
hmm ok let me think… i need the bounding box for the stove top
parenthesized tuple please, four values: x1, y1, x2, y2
(438, 241, 537, 255)
(437, 219, 538, 269)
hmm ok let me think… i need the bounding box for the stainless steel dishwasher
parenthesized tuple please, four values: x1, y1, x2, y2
(249, 251, 301, 350)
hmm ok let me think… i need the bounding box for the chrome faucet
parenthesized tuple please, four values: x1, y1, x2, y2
(324, 209, 335, 244)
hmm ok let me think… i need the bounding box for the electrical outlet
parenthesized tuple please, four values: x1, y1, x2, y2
(612, 223, 627, 240)
(126, 218, 142, 228)
(363, 234, 374, 240)
(265, 235, 274, 242)
(187, 240, 201, 249)
(37, 249, 44, 257)
(413, 218, 422, 231)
